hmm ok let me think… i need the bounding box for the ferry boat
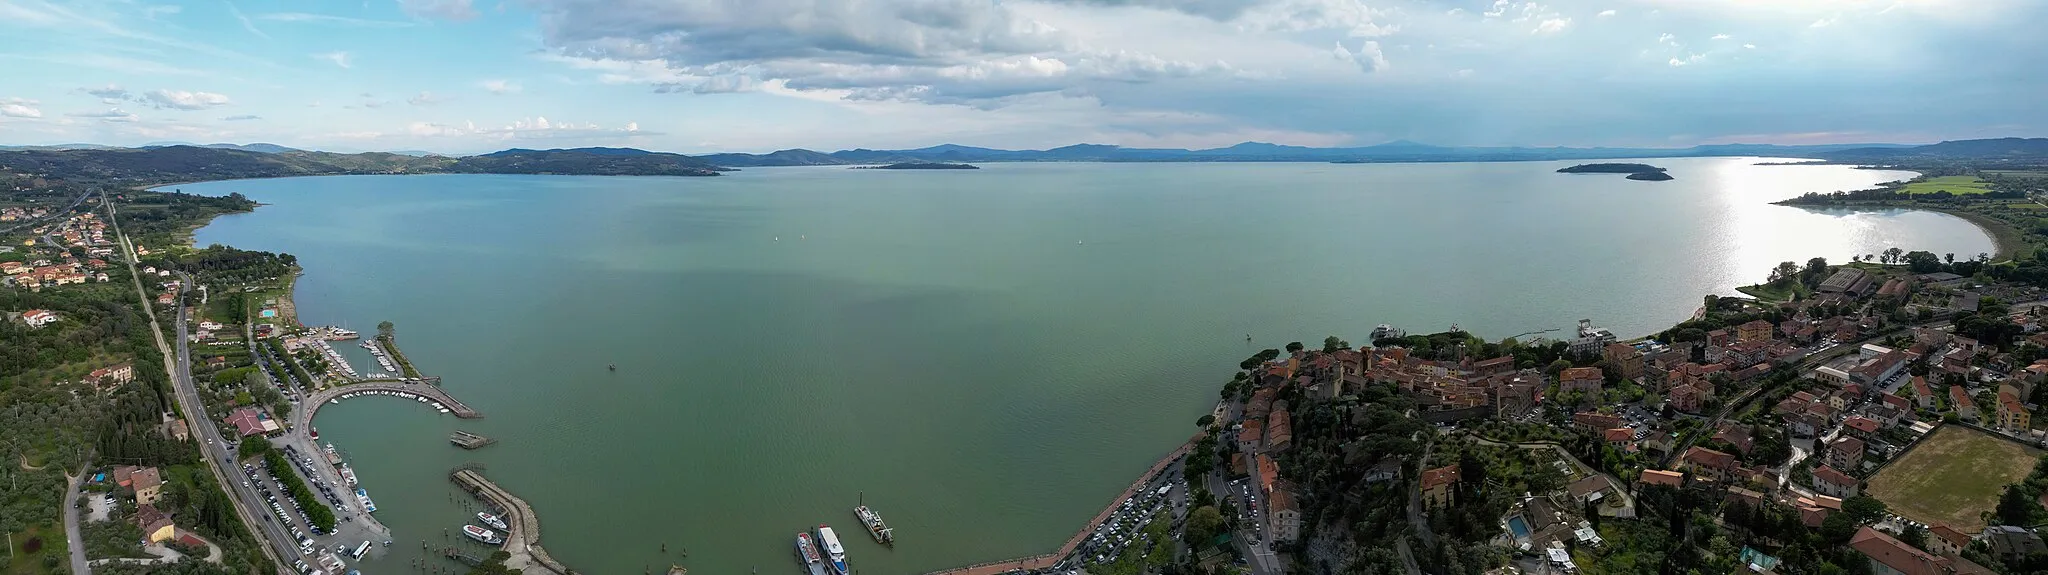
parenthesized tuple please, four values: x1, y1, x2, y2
(795, 532, 829, 575)
(813, 525, 849, 575)
(477, 511, 509, 531)
(462, 525, 504, 545)
(309, 427, 320, 440)
(854, 501, 894, 545)
(338, 466, 358, 487)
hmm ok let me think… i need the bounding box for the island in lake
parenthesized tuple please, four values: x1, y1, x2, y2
(1556, 162, 1673, 180)
(859, 162, 980, 170)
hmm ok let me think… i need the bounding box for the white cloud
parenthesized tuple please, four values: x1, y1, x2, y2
(141, 89, 231, 110)
(316, 51, 352, 68)
(83, 84, 129, 104)
(1657, 33, 1677, 45)
(479, 80, 521, 94)
(407, 91, 450, 105)
(0, 97, 42, 118)
(1667, 53, 1705, 67)
(398, 0, 478, 21)
(1667, 58, 1687, 67)
(222, 114, 261, 121)
(1532, 17, 1570, 35)
(1743, 43, 1757, 49)
(225, 1, 269, 39)
(1810, 17, 1834, 27)
(403, 117, 654, 140)
(1711, 33, 1731, 40)
(67, 108, 138, 122)
(1596, 9, 1615, 17)
(1331, 40, 1388, 73)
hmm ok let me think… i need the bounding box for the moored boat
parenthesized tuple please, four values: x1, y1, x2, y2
(477, 511, 509, 531)
(462, 525, 503, 544)
(854, 504, 894, 545)
(795, 532, 829, 575)
(814, 525, 849, 575)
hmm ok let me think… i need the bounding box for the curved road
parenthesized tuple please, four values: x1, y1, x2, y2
(64, 467, 88, 575)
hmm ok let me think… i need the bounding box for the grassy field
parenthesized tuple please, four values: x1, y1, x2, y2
(1868, 425, 2041, 531)
(1903, 175, 1996, 195)
(4, 525, 62, 575)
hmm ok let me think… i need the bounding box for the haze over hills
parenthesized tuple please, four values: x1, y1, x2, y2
(2, 138, 2043, 184)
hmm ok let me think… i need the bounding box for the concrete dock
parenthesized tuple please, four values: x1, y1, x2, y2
(451, 468, 577, 575)
(449, 430, 496, 449)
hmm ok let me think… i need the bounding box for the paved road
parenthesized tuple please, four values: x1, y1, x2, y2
(106, 195, 297, 574)
(64, 467, 89, 575)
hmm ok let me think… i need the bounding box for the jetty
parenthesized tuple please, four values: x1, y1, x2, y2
(449, 430, 496, 450)
(451, 468, 578, 575)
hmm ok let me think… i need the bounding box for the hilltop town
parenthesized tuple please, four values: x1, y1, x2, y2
(1180, 255, 2048, 575)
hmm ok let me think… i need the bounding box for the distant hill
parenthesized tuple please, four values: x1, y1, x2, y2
(762, 140, 1922, 164)
(0, 145, 720, 184)
(1823, 138, 2048, 162)
(695, 149, 853, 167)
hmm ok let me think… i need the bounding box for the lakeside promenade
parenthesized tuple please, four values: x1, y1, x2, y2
(921, 434, 1198, 575)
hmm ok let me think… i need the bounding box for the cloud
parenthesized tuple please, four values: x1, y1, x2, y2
(1657, 33, 1677, 46)
(140, 90, 231, 110)
(1810, 17, 1834, 28)
(655, 75, 761, 94)
(479, 79, 521, 94)
(1596, 9, 1615, 17)
(1532, 17, 1570, 35)
(316, 51, 352, 68)
(398, 0, 478, 21)
(259, 12, 415, 27)
(222, 114, 261, 121)
(67, 108, 138, 122)
(404, 117, 658, 140)
(1667, 54, 1704, 67)
(1331, 40, 1388, 73)
(407, 92, 451, 105)
(1711, 33, 1731, 40)
(142, 4, 182, 19)
(0, 98, 42, 118)
(83, 84, 130, 103)
(225, 1, 269, 39)
(1743, 43, 1756, 49)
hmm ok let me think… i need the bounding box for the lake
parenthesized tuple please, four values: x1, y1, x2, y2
(183, 158, 1991, 574)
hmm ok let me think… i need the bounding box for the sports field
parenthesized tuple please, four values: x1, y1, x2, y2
(1903, 175, 1995, 195)
(1867, 425, 2041, 531)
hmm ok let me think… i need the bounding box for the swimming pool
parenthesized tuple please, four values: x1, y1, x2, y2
(260, 309, 277, 318)
(1508, 516, 1531, 539)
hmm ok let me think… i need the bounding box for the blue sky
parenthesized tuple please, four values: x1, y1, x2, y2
(0, 0, 2042, 154)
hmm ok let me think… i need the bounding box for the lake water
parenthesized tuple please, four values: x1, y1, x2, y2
(183, 158, 1991, 574)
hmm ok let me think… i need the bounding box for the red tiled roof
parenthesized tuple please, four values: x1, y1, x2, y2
(1682, 446, 1738, 472)
(1603, 428, 1633, 442)
(1851, 527, 1947, 575)
(1420, 465, 1461, 490)
(1813, 465, 1856, 488)
(1844, 417, 1880, 433)
(1833, 436, 1866, 456)
(1639, 469, 1684, 487)
(1931, 524, 1972, 550)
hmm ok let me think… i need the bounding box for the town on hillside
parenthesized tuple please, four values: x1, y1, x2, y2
(1176, 256, 2048, 575)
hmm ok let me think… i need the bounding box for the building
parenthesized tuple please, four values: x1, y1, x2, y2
(1843, 416, 1881, 439)
(1265, 409, 1293, 452)
(1818, 268, 1871, 295)
(1639, 469, 1685, 488)
(1929, 524, 1971, 557)
(1851, 527, 1947, 575)
(1951, 386, 1979, 421)
(1738, 319, 1775, 343)
(1826, 436, 1866, 471)
(1999, 391, 2031, 431)
(1679, 446, 1739, 481)
(130, 466, 163, 505)
(1568, 319, 1617, 358)
(1560, 367, 1604, 395)
(1572, 412, 1624, 433)
(1812, 465, 1859, 498)
(225, 406, 282, 437)
(1237, 419, 1264, 453)
(1603, 343, 1644, 381)
(1911, 376, 1936, 410)
(1983, 526, 2048, 562)
(1420, 465, 1461, 508)
(20, 309, 57, 328)
(1602, 427, 1635, 450)
(1267, 486, 1302, 543)
(1670, 383, 1706, 413)
(1567, 475, 1614, 506)
(87, 363, 133, 387)
(135, 503, 176, 543)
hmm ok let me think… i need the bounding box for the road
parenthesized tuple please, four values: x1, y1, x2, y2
(64, 466, 89, 575)
(104, 194, 297, 574)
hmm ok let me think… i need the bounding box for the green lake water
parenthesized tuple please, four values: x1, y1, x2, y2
(182, 159, 1990, 574)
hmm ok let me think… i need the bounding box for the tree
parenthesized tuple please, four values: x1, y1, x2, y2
(1902, 524, 1930, 551)
(1185, 506, 1226, 547)
(1323, 336, 1348, 353)
(1946, 253, 1957, 265)
(1196, 414, 1216, 428)
(1997, 484, 2040, 526)
(1820, 511, 1859, 544)
(1842, 495, 1887, 524)
(1768, 261, 1801, 285)
(1285, 341, 1305, 354)
(1885, 247, 1905, 265)
(376, 320, 394, 340)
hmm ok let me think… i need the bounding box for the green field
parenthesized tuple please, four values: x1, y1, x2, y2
(1903, 175, 1996, 195)
(1867, 425, 2041, 531)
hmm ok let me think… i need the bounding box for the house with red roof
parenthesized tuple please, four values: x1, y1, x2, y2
(1850, 527, 1948, 575)
(1812, 465, 1859, 498)
(1679, 446, 1739, 481)
(1420, 465, 1461, 508)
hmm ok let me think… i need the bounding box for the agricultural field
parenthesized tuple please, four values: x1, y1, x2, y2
(1902, 175, 1996, 195)
(1867, 425, 2041, 531)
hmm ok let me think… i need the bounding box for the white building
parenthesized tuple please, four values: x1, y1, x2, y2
(1568, 319, 1617, 358)
(21, 309, 58, 329)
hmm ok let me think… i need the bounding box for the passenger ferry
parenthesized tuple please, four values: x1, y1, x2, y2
(477, 511, 509, 531)
(795, 532, 830, 575)
(813, 525, 849, 575)
(462, 525, 504, 544)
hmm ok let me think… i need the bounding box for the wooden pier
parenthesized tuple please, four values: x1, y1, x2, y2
(451, 468, 577, 575)
(449, 430, 496, 449)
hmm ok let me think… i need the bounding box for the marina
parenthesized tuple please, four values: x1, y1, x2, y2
(450, 468, 578, 575)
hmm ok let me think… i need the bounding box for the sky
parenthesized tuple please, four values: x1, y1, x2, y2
(0, 0, 2042, 154)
